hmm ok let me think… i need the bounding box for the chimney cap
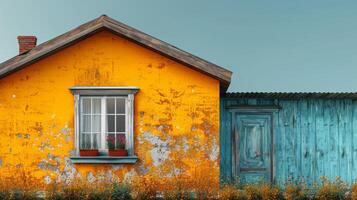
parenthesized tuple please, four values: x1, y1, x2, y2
(17, 36, 37, 40)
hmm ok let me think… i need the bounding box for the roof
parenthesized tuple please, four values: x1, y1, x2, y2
(224, 92, 357, 99)
(0, 15, 232, 90)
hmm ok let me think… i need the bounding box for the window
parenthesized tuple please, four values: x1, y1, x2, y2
(80, 97, 127, 150)
(70, 87, 138, 162)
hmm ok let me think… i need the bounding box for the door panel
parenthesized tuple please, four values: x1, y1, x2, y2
(235, 113, 272, 183)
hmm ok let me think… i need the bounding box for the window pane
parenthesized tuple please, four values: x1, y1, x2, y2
(107, 115, 115, 132)
(116, 115, 125, 132)
(83, 115, 91, 132)
(107, 133, 115, 149)
(116, 98, 125, 114)
(80, 134, 85, 149)
(97, 133, 101, 149)
(116, 134, 126, 149)
(80, 134, 91, 149)
(82, 98, 91, 114)
(106, 98, 115, 114)
(92, 133, 99, 149)
(92, 98, 101, 114)
(92, 115, 101, 132)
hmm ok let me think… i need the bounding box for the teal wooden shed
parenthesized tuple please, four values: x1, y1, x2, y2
(220, 92, 357, 185)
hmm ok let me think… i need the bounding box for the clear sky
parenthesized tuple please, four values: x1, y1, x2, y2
(1, 0, 357, 92)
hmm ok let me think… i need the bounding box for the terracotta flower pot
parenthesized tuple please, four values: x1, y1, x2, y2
(108, 149, 128, 156)
(80, 149, 99, 156)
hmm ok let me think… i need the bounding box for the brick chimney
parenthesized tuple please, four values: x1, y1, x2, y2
(17, 36, 37, 54)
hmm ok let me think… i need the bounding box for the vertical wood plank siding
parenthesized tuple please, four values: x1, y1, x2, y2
(220, 98, 357, 185)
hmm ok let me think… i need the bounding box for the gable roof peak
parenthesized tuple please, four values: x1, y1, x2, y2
(0, 15, 232, 90)
(98, 14, 109, 22)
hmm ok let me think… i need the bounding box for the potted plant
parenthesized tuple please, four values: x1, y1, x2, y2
(79, 149, 99, 156)
(108, 135, 128, 156)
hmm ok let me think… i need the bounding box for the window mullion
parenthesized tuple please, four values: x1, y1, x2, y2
(125, 97, 128, 150)
(101, 97, 106, 151)
(114, 98, 117, 149)
(90, 98, 93, 149)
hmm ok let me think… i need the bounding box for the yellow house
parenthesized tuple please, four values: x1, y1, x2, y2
(0, 15, 232, 187)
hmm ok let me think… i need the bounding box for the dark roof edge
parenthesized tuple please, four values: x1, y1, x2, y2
(224, 92, 357, 99)
(0, 15, 232, 90)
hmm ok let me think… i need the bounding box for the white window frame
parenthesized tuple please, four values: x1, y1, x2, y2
(70, 86, 139, 156)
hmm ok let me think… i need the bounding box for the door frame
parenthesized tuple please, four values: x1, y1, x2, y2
(228, 105, 280, 183)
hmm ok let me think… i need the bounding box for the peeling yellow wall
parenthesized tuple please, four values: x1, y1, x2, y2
(0, 31, 220, 188)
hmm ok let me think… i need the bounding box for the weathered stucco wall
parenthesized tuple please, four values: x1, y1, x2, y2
(0, 31, 220, 188)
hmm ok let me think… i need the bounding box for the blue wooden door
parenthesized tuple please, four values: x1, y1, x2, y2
(234, 113, 273, 183)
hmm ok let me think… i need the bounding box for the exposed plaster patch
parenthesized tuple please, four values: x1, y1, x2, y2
(60, 127, 72, 142)
(69, 150, 76, 157)
(87, 172, 96, 183)
(39, 140, 53, 151)
(182, 137, 189, 153)
(37, 159, 59, 172)
(143, 132, 170, 166)
(104, 170, 113, 181)
(58, 157, 78, 183)
(37, 161, 46, 170)
(44, 176, 52, 184)
(111, 164, 123, 171)
(166, 167, 183, 178)
(157, 124, 169, 131)
(92, 170, 116, 182)
(124, 169, 137, 183)
(48, 153, 61, 163)
(139, 165, 150, 175)
(209, 139, 218, 161)
(60, 128, 70, 134)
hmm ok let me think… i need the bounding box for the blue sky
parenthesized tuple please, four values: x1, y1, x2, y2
(1, 0, 357, 92)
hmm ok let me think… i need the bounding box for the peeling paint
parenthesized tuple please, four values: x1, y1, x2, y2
(143, 132, 170, 166)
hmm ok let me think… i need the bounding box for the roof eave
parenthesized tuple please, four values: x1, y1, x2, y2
(0, 15, 232, 89)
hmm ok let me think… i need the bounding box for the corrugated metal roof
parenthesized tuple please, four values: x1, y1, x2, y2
(224, 92, 357, 99)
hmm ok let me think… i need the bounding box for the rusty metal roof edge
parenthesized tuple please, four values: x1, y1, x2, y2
(223, 92, 357, 99)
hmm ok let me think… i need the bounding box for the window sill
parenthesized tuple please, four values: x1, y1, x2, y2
(70, 156, 138, 164)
